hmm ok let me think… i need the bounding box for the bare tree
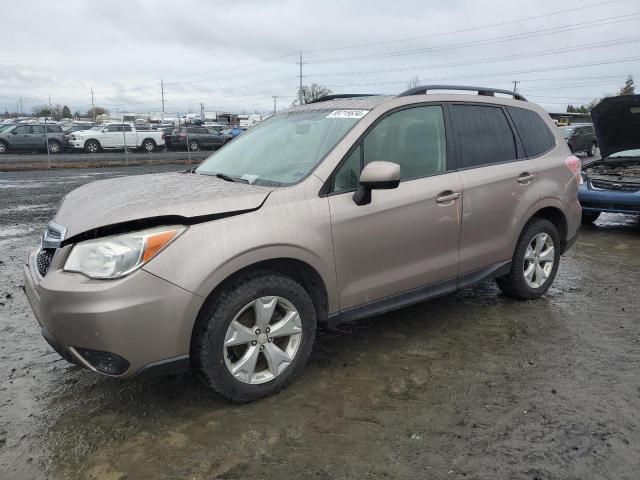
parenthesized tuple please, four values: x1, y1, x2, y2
(406, 76, 420, 89)
(293, 84, 333, 106)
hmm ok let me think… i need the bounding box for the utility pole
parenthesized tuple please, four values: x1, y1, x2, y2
(272, 96, 278, 114)
(91, 88, 96, 122)
(48, 95, 53, 113)
(19, 97, 23, 116)
(161, 76, 165, 122)
(298, 51, 304, 106)
(512, 80, 520, 93)
(200, 102, 204, 121)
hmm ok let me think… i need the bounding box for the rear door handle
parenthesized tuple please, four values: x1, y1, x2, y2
(436, 191, 461, 205)
(517, 173, 535, 184)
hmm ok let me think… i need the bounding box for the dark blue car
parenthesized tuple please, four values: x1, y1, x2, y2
(578, 95, 640, 224)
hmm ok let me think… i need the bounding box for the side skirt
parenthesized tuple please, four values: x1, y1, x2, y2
(326, 260, 511, 327)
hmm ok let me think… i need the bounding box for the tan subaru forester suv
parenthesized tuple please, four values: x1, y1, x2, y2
(24, 86, 581, 402)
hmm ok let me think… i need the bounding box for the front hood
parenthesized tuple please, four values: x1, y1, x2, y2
(54, 172, 272, 240)
(591, 95, 640, 158)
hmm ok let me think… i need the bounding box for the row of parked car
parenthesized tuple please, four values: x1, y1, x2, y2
(0, 122, 239, 154)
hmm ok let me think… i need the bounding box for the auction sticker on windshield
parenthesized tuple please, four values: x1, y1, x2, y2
(326, 110, 369, 119)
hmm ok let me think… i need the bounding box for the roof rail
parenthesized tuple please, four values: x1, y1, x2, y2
(397, 85, 527, 101)
(307, 94, 380, 104)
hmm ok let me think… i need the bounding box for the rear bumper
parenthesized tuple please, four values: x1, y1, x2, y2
(23, 249, 203, 378)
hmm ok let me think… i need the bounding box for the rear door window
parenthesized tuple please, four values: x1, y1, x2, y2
(507, 106, 556, 157)
(31, 125, 46, 134)
(449, 104, 517, 168)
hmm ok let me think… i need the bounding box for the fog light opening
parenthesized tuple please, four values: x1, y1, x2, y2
(71, 347, 130, 376)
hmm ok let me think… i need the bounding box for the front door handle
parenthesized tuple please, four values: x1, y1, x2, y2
(517, 173, 535, 185)
(436, 191, 461, 205)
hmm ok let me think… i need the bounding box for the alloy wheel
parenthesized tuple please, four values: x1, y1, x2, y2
(590, 144, 597, 156)
(48, 141, 60, 153)
(523, 232, 555, 289)
(223, 296, 303, 384)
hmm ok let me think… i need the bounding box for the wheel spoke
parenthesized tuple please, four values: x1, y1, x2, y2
(269, 311, 302, 338)
(524, 245, 535, 261)
(263, 343, 292, 377)
(524, 262, 535, 282)
(224, 320, 256, 347)
(534, 233, 547, 254)
(539, 246, 555, 263)
(231, 345, 260, 382)
(535, 263, 547, 284)
(253, 297, 277, 330)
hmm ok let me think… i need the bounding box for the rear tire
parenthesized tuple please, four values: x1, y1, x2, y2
(496, 218, 561, 300)
(581, 211, 600, 224)
(141, 139, 156, 152)
(84, 139, 100, 154)
(587, 142, 597, 157)
(188, 140, 200, 151)
(0, 141, 7, 154)
(192, 271, 316, 403)
(47, 140, 62, 154)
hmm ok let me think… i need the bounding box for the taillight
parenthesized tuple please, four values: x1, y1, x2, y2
(565, 156, 581, 184)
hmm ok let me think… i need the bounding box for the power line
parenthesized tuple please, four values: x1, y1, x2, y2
(323, 57, 640, 89)
(156, 1, 622, 82)
(303, 0, 622, 53)
(308, 36, 640, 79)
(307, 12, 640, 65)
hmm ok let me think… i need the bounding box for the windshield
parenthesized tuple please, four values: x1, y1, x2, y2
(610, 149, 640, 158)
(196, 109, 366, 186)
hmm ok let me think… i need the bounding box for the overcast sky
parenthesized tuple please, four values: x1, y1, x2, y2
(1, 0, 638, 116)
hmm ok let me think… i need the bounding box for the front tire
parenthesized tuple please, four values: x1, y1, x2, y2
(581, 211, 600, 224)
(0, 141, 7, 154)
(188, 140, 200, 151)
(84, 139, 100, 154)
(192, 271, 316, 403)
(496, 218, 561, 300)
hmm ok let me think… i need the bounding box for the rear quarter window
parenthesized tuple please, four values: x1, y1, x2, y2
(507, 106, 556, 157)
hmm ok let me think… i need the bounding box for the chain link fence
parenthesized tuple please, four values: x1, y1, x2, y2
(0, 117, 240, 171)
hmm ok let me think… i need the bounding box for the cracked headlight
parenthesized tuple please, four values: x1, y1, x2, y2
(64, 225, 186, 279)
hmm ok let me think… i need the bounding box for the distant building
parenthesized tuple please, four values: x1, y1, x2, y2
(548, 112, 592, 126)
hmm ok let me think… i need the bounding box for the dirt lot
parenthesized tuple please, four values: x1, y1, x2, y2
(1, 165, 639, 480)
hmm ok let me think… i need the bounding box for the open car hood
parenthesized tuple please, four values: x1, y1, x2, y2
(591, 95, 640, 159)
(53, 172, 272, 241)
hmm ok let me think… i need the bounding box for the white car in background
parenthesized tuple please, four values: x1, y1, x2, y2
(68, 123, 165, 153)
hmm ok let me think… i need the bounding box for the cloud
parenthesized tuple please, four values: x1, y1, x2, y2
(1, 0, 638, 114)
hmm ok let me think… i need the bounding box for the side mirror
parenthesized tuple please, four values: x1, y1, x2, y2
(353, 161, 401, 206)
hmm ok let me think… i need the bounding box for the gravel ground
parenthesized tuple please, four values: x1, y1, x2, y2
(0, 165, 639, 480)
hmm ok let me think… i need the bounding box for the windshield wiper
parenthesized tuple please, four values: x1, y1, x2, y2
(214, 172, 249, 184)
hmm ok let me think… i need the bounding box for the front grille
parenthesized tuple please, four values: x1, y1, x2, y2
(591, 179, 640, 192)
(36, 248, 55, 277)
